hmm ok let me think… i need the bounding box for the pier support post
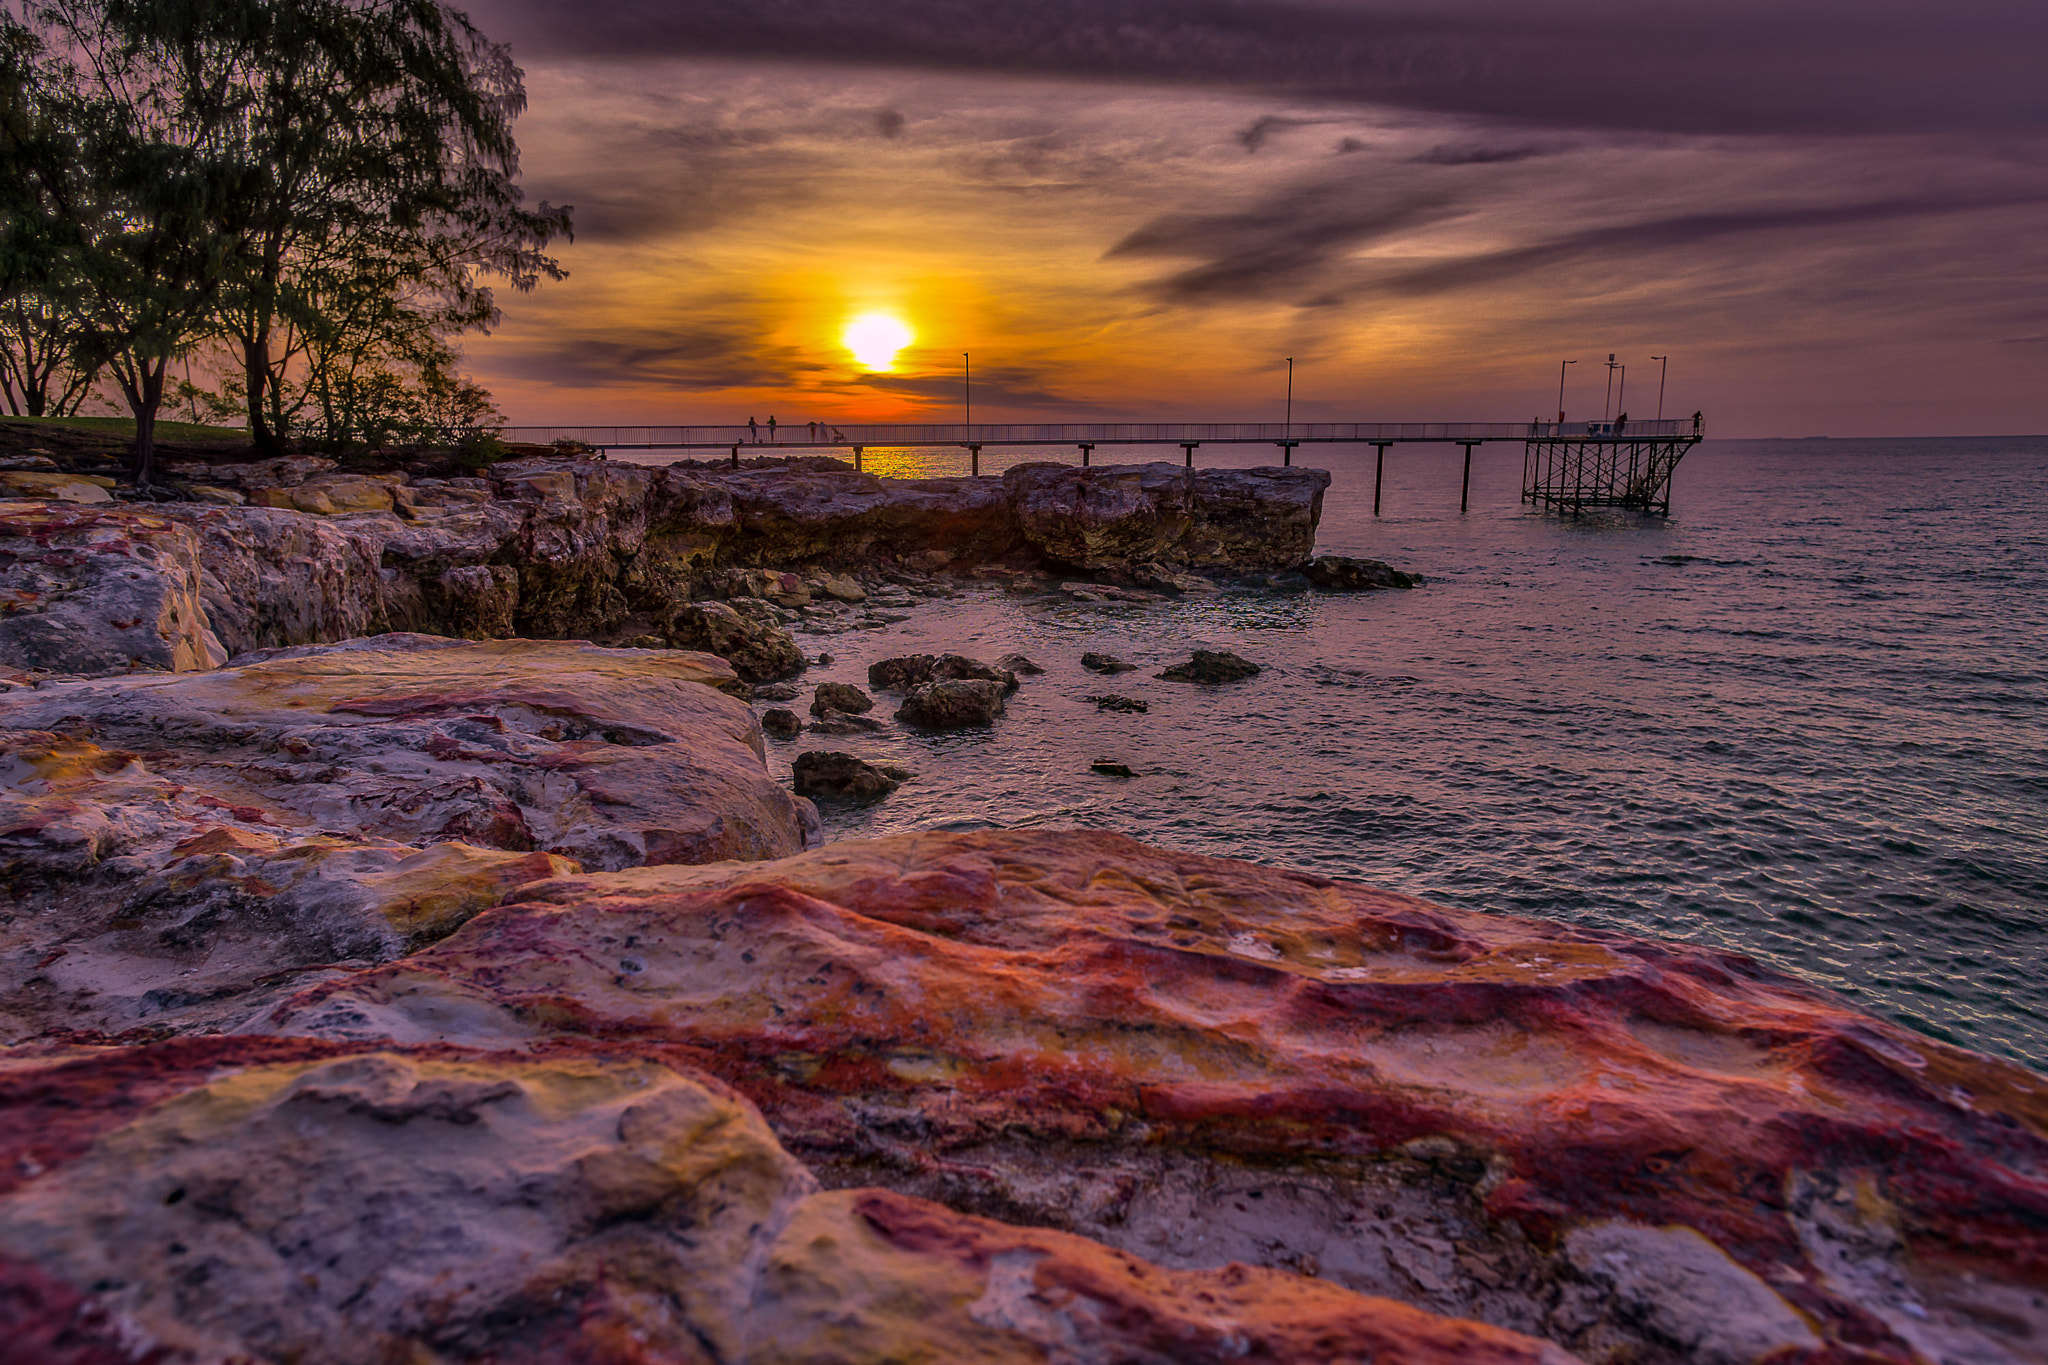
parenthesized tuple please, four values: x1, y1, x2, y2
(1459, 441, 1477, 513)
(1079, 443, 1094, 467)
(852, 446, 863, 472)
(730, 444, 740, 468)
(969, 444, 981, 477)
(1182, 443, 1198, 468)
(1372, 442, 1388, 517)
(1276, 440, 1297, 466)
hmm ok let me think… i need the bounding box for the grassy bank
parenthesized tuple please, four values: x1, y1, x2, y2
(1, 415, 250, 441)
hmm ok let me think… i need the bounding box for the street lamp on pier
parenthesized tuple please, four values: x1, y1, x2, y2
(1557, 358, 1578, 425)
(1284, 356, 1294, 435)
(963, 352, 971, 431)
(1650, 355, 1669, 421)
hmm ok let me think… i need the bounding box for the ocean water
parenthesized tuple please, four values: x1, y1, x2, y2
(634, 437, 2048, 1068)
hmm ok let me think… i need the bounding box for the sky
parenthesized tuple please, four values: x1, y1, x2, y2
(458, 0, 2048, 437)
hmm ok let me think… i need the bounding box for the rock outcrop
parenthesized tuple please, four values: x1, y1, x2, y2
(867, 651, 1017, 693)
(254, 829, 2048, 1364)
(0, 635, 814, 1040)
(2, 456, 1337, 679)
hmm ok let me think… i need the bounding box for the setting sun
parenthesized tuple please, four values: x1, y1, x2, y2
(843, 312, 914, 371)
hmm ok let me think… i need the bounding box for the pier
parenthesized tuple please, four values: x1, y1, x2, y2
(497, 417, 1704, 516)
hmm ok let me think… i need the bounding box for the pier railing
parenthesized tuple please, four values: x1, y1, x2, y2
(495, 418, 1696, 449)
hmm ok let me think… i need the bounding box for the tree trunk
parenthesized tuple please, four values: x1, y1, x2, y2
(119, 356, 170, 488)
(242, 327, 280, 454)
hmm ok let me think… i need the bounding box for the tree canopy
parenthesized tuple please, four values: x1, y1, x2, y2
(0, 0, 568, 482)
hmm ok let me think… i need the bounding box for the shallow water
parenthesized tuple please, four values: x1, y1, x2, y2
(634, 436, 2048, 1067)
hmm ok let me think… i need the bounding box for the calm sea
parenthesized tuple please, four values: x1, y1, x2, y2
(628, 436, 2048, 1068)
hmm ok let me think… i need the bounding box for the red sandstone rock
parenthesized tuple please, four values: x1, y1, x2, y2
(259, 829, 2048, 1363)
(0, 503, 226, 674)
(0, 635, 813, 1040)
(1003, 461, 1330, 570)
(0, 1039, 1574, 1365)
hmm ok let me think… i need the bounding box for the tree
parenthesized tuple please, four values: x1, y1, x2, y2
(1, 0, 567, 478)
(6, 0, 253, 483)
(202, 0, 566, 452)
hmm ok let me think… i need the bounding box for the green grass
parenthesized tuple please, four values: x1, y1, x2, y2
(0, 414, 249, 440)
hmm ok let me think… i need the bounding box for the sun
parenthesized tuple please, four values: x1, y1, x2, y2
(843, 312, 914, 371)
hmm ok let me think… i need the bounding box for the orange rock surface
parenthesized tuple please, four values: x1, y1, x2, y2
(261, 829, 2048, 1362)
(0, 1038, 1573, 1365)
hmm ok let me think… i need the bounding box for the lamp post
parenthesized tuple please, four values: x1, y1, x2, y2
(963, 351, 970, 432)
(1604, 353, 1618, 420)
(1650, 354, 1668, 422)
(1284, 356, 1294, 435)
(1556, 358, 1577, 426)
(1616, 364, 1627, 421)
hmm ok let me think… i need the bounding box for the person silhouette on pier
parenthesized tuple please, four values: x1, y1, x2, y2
(747, 416, 758, 442)
(767, 415, 778, 442)
(1692, 410, 1703, 433)
(1615, 411, 1628, 434)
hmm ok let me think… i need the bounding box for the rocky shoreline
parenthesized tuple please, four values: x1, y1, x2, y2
(2, 450, 2044, 1363)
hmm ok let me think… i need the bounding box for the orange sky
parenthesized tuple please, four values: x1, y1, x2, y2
(459, 3, 2048, 437)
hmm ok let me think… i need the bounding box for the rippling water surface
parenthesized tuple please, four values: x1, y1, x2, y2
(641, 437, 2048, 1066)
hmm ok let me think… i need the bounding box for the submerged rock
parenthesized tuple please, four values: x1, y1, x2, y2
(1090, 759, 1137, 776)
(808, 709, 885, 735)
(1303, 554, 1424, 590)
(1159, 648, 1261, 683)
(792, 750, 907, 801)
(810, 681, 874, 715)
(868, 651, 1017, 693)
(0, 635, 813, 1040)
(896, 678, 1007, 728)
(264, 828, 2048, 1364)
(1080, 652, 1137, 673)
(1086, 693, 1149, 713)
(995, 651, 1046, 675)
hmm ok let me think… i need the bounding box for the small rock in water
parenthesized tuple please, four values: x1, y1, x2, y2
(816, 575, 866, 603)
(1085, 694, 1149, 714)
(896, 679, 1007, 729)
(1091, 759, 1137, 777)
(810, 682, 873, 716)
(809, 709, 885, 735)
(816, 652, 834, 665)
(760, 708, 802, 739)
(1159, 649, 1260, 684)
(792, 750, 904, 801)
(1081, 652, 1137, 674)
(752, 682, 802, 702)
(1300, 554, 1423, 591)
(996, 652, 1046, 676)
(869, 652, 1017, 693)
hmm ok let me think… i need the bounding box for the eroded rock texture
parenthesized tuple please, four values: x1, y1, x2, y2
(1004, 461, 1329, 570)
(0, 1039, 1574, 1365)
(259, 830, 2048, 1364)
(0, 635, 813, 1040)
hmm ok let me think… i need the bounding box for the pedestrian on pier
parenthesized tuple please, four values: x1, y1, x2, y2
(747, 416, 758, 442)
(1692, 411, 1703, 433)
(767, 415, 778, 442)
